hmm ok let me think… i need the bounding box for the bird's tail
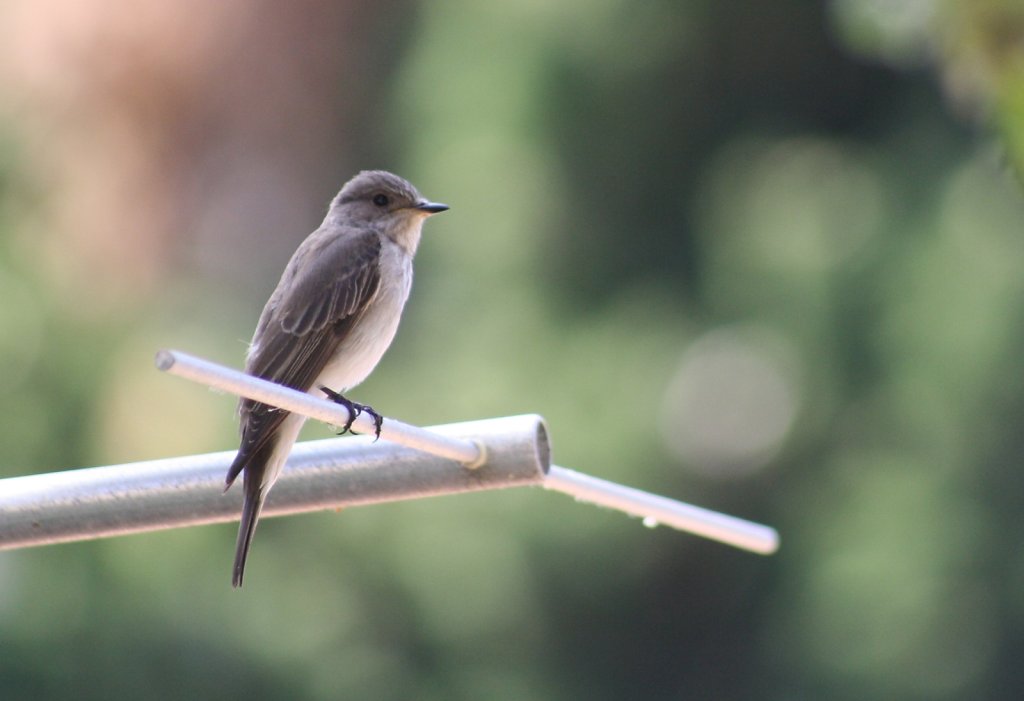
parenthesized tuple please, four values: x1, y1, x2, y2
(226, 412, 303, 587)
(232, 480, 267, 588)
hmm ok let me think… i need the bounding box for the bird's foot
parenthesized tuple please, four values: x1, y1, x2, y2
(320, 386, 383, 440)
(355, 403, 384, 440)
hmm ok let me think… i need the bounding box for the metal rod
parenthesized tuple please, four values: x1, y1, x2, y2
(155, 349, 484, 466)
(0, 349, 778, 555)
(544, 466, 779, 554)
(0, 415, 549, 550)
(153, 349, 778, 555)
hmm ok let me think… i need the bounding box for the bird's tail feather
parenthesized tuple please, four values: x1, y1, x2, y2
(232, 481, 266, 588)
(227, 414, 300, 587)
(225, 436, 255, 491)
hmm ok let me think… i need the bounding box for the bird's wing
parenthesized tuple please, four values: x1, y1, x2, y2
(275, 229, 383, 337)
(226, 229, 382, 487)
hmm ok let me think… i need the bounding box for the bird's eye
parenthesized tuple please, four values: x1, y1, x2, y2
(372, 194, 390, 207)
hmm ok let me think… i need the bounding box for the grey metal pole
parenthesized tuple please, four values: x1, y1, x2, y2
(156, 349, 484, 466)
(154, 349, 778, 554)
(0, 414, 549, 550)
(0, 349, 779, 556)
(544, 466, 778, 554)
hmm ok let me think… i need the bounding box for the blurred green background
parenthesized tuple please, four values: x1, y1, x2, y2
(1, 0, 1024, 698)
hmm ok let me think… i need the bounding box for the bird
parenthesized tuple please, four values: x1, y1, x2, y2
(224, 170, 448, 587)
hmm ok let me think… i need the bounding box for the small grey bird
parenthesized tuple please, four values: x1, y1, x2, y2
(225, 170, 448, 587)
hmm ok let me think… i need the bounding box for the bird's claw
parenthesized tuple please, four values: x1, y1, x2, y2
(359, 404, 384, 441)
(320, 386, 383, 440)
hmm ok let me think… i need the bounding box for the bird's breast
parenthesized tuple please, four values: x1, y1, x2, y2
(314, 246, 413, 393)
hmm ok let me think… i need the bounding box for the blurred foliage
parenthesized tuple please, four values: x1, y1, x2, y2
(1, 0, 1024, 699)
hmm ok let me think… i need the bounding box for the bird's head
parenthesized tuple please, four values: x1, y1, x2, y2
(329, 170, 448, 254)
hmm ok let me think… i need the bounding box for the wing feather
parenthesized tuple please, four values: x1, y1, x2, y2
(226, 228, 382, 486)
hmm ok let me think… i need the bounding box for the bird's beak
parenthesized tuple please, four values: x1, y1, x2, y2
(414, 200, 449, 214)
